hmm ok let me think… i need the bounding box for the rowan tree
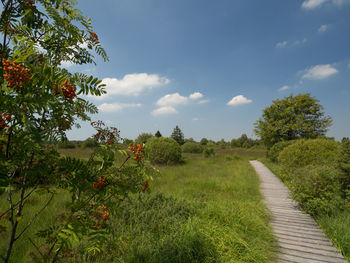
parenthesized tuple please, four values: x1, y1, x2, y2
(0, 1, 156, 262)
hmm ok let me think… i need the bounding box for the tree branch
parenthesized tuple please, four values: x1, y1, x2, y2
(28, 237, 44, 259)
(0, 186, 38, 219)
(15, 192, 55, 241)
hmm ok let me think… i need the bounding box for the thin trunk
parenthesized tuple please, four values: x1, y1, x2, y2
(4, 185, 25, 263)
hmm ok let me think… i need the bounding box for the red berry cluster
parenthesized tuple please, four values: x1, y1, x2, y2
(92, 177, 106, 190)
(0, 113, 11, 129)
(92, 205, 109, 229)
(128, 144, 144, 162)
(2, 59, 31, 88)
(91, 121, 119, 145)
(53, 80, 76, 100)
(90, 31, 98, 42)
(142, 180, 149, 192)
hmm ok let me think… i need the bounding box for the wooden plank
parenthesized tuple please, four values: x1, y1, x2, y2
(249, 160, 347, 263)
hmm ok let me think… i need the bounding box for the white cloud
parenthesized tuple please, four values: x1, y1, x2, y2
(153, 92, 207, 116)
(227, 95, 252, 107)
(318, 24, 329, 32)
(156, 93, 188, 106)
(198, 99, 209, 104)
(276, 41, 288, 48)
(302, 0, 328, 9)
(348, 64, 350, 68)
(293, 38, 308, 46)
(94, 73, 170, 100)
(276, 38, 307, 49)
(98, 103, 141, 113)
(302, 0, 348, 9)
(302, 64, 338, 80)
(189, 92, 203, 100)
(151, 106, 177, 116)
(193, 117, 199, 121)
(279, 85, 290, 91)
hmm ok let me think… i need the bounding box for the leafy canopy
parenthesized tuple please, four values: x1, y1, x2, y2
(254, 93, 332, 148)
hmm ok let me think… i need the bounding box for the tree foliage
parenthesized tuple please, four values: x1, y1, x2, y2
(339, 137, 350, 191)
(200, 138, 208, 146)
(155, 130, 162, 138)
(254, 94, 332, 148)
(171, 125, 184, 145)
(135, 132, 153, 144)
(145, 137, 182, 165)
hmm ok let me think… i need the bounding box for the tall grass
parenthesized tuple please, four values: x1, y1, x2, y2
(1, 150, 277, 262)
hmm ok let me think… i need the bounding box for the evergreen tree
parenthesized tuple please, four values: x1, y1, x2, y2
(171, 125, 185, 145)
(155, 130, 162, 137)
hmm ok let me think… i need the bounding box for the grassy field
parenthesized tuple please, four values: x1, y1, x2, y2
(1, 148, 277, 262)
(262, 158, 350, 261)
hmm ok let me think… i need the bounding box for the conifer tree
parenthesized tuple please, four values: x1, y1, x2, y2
(171, 125, 184, 145)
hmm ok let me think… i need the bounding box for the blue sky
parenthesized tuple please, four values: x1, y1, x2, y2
(66, 0, 350, 141)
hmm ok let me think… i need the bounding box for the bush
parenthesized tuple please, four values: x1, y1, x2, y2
(203, 147, 215, 158)
(145, 137, 182, 165)
(182, 142, 203, 153)
(287, 165, 344, 216)
(278, 138, 340, 172)
(81, 137, 98, 149)
(57, 140, 76, 149)
(135, 133, 153, 144)
(339, 138, 350, 191)
(268, 140, 297, 162)
(200, 138, 208, 146)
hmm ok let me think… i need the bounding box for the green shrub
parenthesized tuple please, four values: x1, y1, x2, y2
(57, 140, 76, 149)
(200, 138, 208, 145)
(268, 140, 297, 162)
(81, 137, 98, 149)
(182, 142, 203, 153)
(135, 132, 153, 144)
(203, 147, 215, 158)
(339, 138, 350, 191)
(226, 155, 242, 161)
(287, 165, 344, 216)
(278, 138, 340, 172)
(145, 137, 182, 165)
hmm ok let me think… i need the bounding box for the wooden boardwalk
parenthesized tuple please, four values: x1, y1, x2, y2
(250, 160, 347, 263)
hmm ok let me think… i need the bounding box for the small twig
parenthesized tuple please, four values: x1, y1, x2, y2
(15, 192, 55, 241)
(0, 0, 11, 25)
(5, 126, 12, 158)
(28, 237, 44, 259)
(117, 155, 130, 172)
(0, 185, 38, 219)
(47, 239, 58, 257)
(50, 245, 62, 263)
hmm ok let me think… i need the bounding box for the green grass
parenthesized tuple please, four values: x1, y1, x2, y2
(1, 149, 277, 262)
(147, 153, 277, 262)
